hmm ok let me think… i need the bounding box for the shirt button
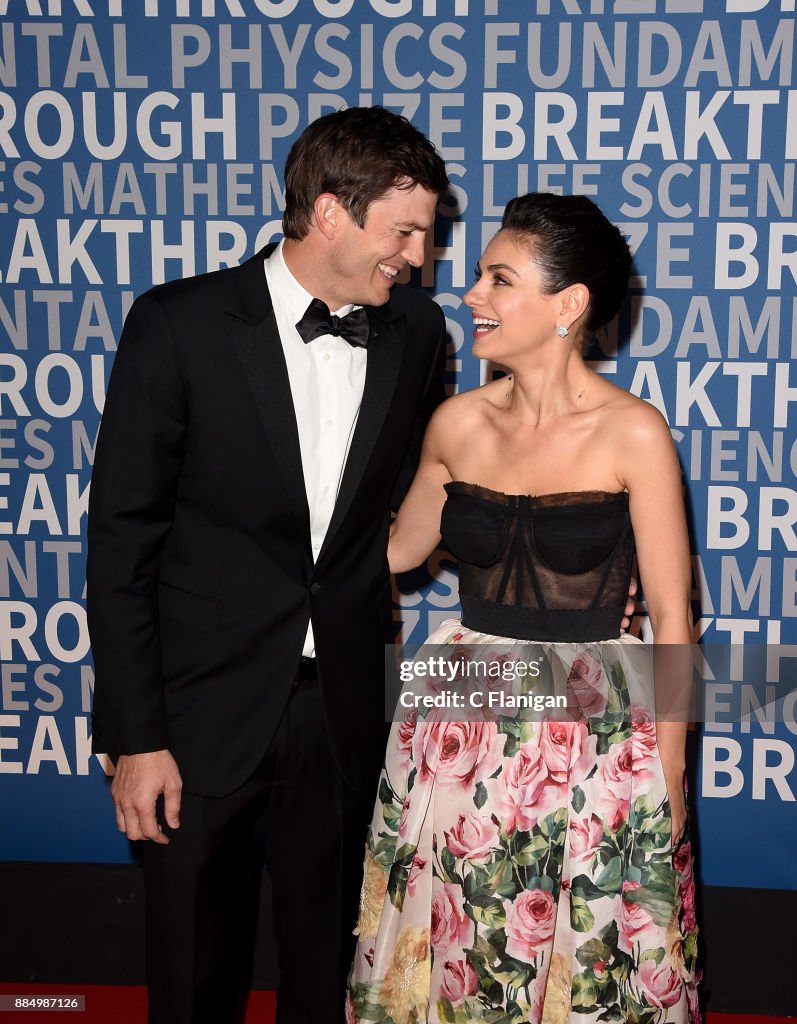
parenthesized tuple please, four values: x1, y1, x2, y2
(323, 353, 331, 362)
(325, 420, 333, 428)
(310, 582, 322, 595)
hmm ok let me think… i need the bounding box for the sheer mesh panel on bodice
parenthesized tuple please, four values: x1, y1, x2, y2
(440, 481, 635, 642)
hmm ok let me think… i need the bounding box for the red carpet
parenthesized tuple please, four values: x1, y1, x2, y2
(0, 985, 790, 1023)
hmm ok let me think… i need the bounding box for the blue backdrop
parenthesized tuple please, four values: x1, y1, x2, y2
(0, 1, 795, 892)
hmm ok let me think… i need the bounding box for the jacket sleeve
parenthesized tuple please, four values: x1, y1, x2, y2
(389, 304, 447, 511)
(86, 290, 186, 758)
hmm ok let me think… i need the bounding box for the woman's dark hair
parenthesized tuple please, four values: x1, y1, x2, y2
(501, 192, 632, 334)
(283, 106, 449, 240)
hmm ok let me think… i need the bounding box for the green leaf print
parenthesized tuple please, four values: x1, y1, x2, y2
(570, 894, 595, 932)
(634, 820, 671, 853)
(492, 958, 532, 989)
(539, 806, 567, 838)
(630, 793, 656, 821)
(644, 856, 678, 894)
(382, 801, 401, 831)
(386, 842, 416, 910)
(575, 937, 613, 969)
(468, 892, 507, 928)
(436, 998, 456, 1023)
(513, 834, 549, 866)
(372, 833, 398, 870)
(440, 845, 459, 884)
(572, 784, 587, 813)
(571, 969, 600, 1008)
(570, 873, 605, 901)
(474, 780, 488, 809)
(623, 881, 677, 928)
(598, 919, 619, 949)
(378, 778, 395, 806)
(595, 855, 623, 893)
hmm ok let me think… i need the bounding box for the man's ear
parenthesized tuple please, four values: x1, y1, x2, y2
(313, 193, 342, 240)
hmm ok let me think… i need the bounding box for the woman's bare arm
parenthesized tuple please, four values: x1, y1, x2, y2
(388, 404, 453, 574)
(620, 401, 693, 843)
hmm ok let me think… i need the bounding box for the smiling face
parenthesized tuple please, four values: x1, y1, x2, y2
(463, 230, 565, 362)
(324, 181, 438, 308)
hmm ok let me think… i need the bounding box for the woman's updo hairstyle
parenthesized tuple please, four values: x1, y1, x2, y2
(501, 192, 632, 336)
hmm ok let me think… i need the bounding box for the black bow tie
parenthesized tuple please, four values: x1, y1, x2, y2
(295, 299, 370, 348)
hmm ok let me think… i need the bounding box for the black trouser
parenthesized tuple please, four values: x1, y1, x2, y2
(141, 675, 376, 1024)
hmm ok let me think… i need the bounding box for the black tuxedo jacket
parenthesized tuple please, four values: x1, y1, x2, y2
(87, 245, 446, 796)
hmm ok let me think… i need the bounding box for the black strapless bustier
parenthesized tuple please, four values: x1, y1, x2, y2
(440, 482, 635, 642)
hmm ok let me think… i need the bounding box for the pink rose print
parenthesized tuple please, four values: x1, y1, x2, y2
(395, 706, 418, 772)
(673, 839, 691, 877)
(440, 959, 478, 1002)
(445, 812, 500, 864)
(344, 993, 356, 1024)
(569, 814, 603, 862)
(638, 958, 682, 1008)
(407, 854, 427, 897)
(430, 648, 472, 694)
(398, 796, 412, 839)
(539, 719, 582, 783)
(494, 743, 552, 833)
(467, 649, 521, 713)
(412, 718, 501, 789)
(566, 651, 608, 718)
(599, 792, 629, 834)
(602, 738, 633, 800)
(680, 876, 697, 933)
(431, 883, 474, 952)
(620, 880, 655, 952)
(631, 703, 659, 780)
(571, 727, 599, 778)
(688, 979, 703, 1024)
(505, 888, 557, 963)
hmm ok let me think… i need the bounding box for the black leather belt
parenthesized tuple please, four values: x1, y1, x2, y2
(293, 656, 318, 686)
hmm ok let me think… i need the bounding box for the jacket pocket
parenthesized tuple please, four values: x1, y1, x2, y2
(158, 581, 221, 634)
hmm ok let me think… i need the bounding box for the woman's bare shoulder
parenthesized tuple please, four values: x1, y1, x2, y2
(427, 376, 509, 431)
(594, 377, 672, 445)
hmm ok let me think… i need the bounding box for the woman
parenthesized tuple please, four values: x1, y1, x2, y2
(347, 193, 700, 1023)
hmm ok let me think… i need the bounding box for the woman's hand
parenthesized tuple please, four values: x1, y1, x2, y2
(665, 766, 687, 846)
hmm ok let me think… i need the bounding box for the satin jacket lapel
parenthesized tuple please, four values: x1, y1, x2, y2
(317, 310, 405, 563)
(226, 247, 311, 547)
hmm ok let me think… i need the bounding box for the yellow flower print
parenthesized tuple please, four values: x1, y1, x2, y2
(380, 927, 431, 1024)
(355, 849, 388, 940)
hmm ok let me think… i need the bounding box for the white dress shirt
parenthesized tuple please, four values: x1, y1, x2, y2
(264, 240, 367, 658)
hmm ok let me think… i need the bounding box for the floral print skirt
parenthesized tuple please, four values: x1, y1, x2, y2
(347, 620, 701, 1024)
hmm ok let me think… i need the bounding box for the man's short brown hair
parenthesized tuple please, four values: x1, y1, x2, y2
(282, 106, 449, 240)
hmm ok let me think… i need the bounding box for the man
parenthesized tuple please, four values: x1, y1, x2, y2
(87, 106, 449, 1024)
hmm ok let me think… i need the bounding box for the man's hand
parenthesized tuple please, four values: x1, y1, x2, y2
(619, 576, 639, 633)
(111, 749, 182, 844)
